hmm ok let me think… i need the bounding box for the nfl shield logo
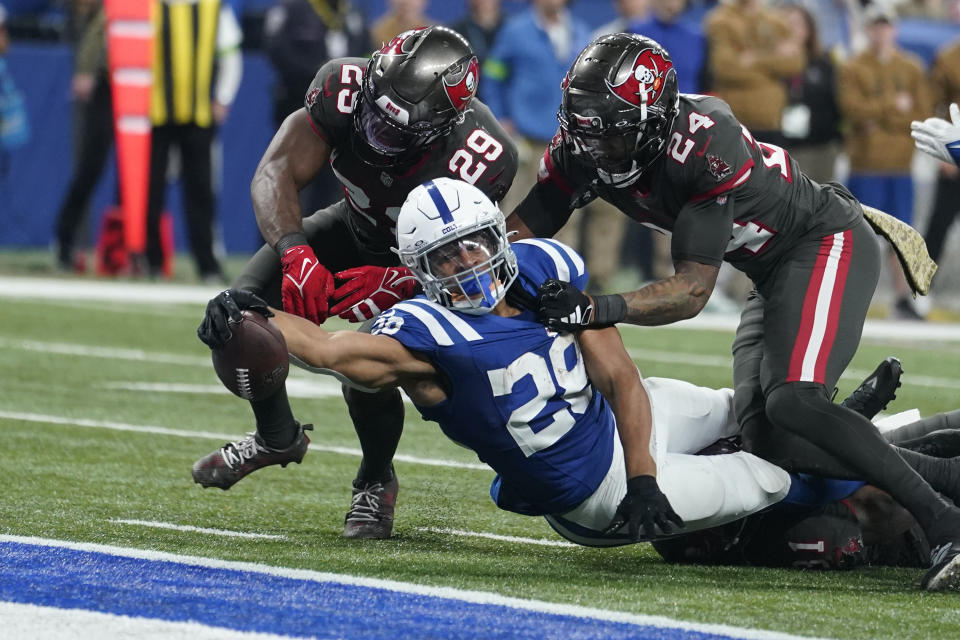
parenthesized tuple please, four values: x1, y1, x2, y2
(380, 172, 394, 187)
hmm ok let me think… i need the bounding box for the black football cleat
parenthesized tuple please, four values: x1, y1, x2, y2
(841, 356, 903, 419)
(192, 423, 313, 490)
(921, 541, 960, 591)
(344, 467, 398, 539)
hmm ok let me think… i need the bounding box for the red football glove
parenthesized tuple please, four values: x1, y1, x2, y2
(330, 265, 419, 321)
(279, 244, 335, 324)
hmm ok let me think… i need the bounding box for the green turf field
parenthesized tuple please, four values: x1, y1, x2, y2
(3, 291, 960, 639)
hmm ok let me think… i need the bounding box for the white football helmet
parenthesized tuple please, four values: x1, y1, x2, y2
(396, 178, 518, 314)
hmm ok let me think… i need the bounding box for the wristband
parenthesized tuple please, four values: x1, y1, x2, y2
(275, 232, 309, 255)
(591, 293, 627, 325)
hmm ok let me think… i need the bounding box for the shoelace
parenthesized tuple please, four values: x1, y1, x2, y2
(346, 482, 385, 523)
(220, 434, 265, 469)
(931, 542, 955, 567)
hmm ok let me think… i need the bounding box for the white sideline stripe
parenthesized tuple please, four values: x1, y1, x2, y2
(0, 337, 210, 366)
(0, 535, 833, 640)
(417, 527, 578, 548)
(0, 410, 489, 471)
(0, 602, 291, 640)
(2, 274, 960, 341)
(626, 347, 960, 391)
(109, 519, 286, 540)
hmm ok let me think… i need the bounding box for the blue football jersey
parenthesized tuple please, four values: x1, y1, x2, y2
(370, 239, 617, 516)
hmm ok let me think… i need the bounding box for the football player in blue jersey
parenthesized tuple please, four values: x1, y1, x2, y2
(199, 179, 960, 588)
(202, 177, 803, 546)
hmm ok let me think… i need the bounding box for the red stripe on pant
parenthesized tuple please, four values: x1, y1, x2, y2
(786, 230, 853, 383)
(814, 230, 853, 382)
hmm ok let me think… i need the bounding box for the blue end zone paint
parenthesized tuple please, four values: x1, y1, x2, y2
(1, 541, 740, 640)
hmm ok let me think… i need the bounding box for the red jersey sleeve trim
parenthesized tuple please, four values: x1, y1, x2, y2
(690, 158, 755, 202)
(542, 149, 573, 195)
(306, 114, 330, 144)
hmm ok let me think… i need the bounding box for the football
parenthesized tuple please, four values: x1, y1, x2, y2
(211, 310, 289, 401)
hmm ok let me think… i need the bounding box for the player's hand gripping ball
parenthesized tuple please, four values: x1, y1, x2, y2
(201, 290, 289, 400)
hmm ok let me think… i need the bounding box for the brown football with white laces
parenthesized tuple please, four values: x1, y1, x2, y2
(211, 310, 289, 401)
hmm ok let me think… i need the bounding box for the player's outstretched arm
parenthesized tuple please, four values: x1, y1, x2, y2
(269, 310, 437, 390)
(251, 109, 331, 247)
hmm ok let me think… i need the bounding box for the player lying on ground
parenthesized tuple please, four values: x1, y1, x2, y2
(196, 179, 960, 589)
(506, 32, 959, 588)
(655, 366, 960, 571)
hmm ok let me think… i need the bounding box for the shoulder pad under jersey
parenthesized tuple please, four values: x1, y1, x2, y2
(666, 95, 754, 202)
(513, 238, 588, 291)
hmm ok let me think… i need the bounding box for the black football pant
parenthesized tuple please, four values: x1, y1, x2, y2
(734, 218, 960, 546)
(55, 72, 114, 265)
(146, 124, 221, 278)
(235, 201, 404, 484)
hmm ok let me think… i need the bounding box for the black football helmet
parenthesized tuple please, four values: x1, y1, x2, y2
(559, 33, 679, 187)
(353, 26, 480, 167)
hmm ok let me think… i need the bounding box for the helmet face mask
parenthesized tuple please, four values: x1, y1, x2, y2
(559, 34, 679, 187)
(353, 26, 478, 168)
(396, 179, 518, 314)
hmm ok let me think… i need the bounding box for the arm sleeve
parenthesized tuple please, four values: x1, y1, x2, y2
(670, 195, 736, 267)
(214, 5, 243, 107)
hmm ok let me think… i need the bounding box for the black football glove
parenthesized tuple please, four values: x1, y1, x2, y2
(603, 475, 684, 541)
(197, 289, 273, 349)
(535, 279, 627, 331)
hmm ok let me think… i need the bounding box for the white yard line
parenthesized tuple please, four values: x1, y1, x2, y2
(417, 527, 577, 548)
(108, 519, 286, 540)
(0, 534, 835, 640)
(0, 603, 292, 640)
(5, 336, 960, 392)
(0, 410, 489, 471)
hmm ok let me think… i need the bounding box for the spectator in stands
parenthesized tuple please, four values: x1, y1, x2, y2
(450, 0, 503, 86)
(0, 2, 28, 159)
(369, 0, 435, 50)
(838, 4, 929, 320)
(593, 0, 649, 37)
(263, 0, 369, 218)
(629, 0, 704, 94)
(146, 0, 243, 282)
(53, 3, 113, 272)
(779, 4, 842, 185)
(704, 0, 804, 146)
(921, 37, 960, 296)
(485, 0, 626, 289)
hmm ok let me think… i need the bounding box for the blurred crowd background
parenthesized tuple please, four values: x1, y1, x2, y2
(1, 0, 959, 318)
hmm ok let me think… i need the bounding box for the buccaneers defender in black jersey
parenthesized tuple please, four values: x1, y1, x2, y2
(508, 33, 960, 590)
(193, 26, 518, 539)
